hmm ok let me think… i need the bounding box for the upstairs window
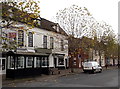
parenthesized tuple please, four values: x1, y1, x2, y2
(43, 35, 47, 49)
(56, 24, 59, 32)
(18, 30, 24, 46)
(28, 32, 33, 47)
(61, 39, 64, 51)
(50, 37, 54, 49)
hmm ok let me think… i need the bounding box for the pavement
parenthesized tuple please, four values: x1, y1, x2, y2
(2, 66, 118, 87)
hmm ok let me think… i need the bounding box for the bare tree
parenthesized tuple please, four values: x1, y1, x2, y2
(56, 5, 97, 38)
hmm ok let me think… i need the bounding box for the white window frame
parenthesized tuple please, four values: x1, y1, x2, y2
(35, 57, 41, 68)
(41, 57, 48, 67)
(26, 57, 33, 68)
(17, 56, 24, 69)
(58, 57, 65, 66)
(8, 56, 15, 69)
(28, 32, 33, 47)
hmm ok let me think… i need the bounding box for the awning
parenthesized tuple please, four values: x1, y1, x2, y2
(16, 52, 49, 56)
(6, 51, 49, 56)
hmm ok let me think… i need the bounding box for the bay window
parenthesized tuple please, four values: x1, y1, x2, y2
(26, 57, 33, 68)
(8, 56, 15, 69)
(41, 57, 48, 67)
(36, 57, 41, 67)
(17, 56, 24, 68)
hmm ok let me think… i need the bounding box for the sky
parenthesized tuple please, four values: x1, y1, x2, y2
(39, 0, 119, 35)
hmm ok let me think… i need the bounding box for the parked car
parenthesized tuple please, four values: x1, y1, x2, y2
(82, 61, 102, 73)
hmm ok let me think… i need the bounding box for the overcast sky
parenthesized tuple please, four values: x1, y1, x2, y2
(39, 0, 119, 34)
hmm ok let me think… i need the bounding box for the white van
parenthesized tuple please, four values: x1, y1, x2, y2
(82, 61, 102, 73)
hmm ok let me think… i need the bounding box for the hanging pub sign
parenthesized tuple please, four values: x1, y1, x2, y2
(9, 32, 16, 38)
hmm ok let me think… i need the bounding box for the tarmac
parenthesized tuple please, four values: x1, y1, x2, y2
(1, 66, 118, 87)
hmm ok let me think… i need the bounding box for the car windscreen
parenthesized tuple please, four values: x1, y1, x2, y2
(84, 63, 92, 67)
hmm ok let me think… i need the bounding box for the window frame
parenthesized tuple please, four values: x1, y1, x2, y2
(18, 30, 24, 46)
(50, 37, 54, 49)
(43, 35, 47, 49)
(17, 56, 24, 69)
(28, 32, 33, 47)
(58, 57, 64, 66)
(26, 57, 33, 68)
(35, 57, 41, 68)
(7, 56, 15, 69)
(41, 57, 48, 67)
(61, 39, 64, 51)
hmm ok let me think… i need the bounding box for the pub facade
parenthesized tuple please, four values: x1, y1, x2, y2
(0, 18, 68, 78)
(0, 4, 68, 78)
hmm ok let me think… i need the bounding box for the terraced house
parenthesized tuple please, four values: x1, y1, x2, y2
(0, 3, 68, 78)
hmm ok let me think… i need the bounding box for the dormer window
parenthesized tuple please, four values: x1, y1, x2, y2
(52, 25, 56, 29)
(52, 24, 59, 32)
(56, 24, 59, 32)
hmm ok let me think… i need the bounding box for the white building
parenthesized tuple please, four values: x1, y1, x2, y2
(0, 3, 68, 77)
(0, 18, 69, 76)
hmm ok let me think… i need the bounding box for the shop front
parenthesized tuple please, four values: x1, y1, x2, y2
(6, 51, 49, 78)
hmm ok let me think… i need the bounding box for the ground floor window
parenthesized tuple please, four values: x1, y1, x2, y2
(58, 57, 64, 65)
(7, 55, 49, 69)
(8, 56, 15, 69)
(36, 57, 41, 67)
(26, 57, 33, 68)
(17, 56, 24, 68)
(41, 57, 48, 67)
